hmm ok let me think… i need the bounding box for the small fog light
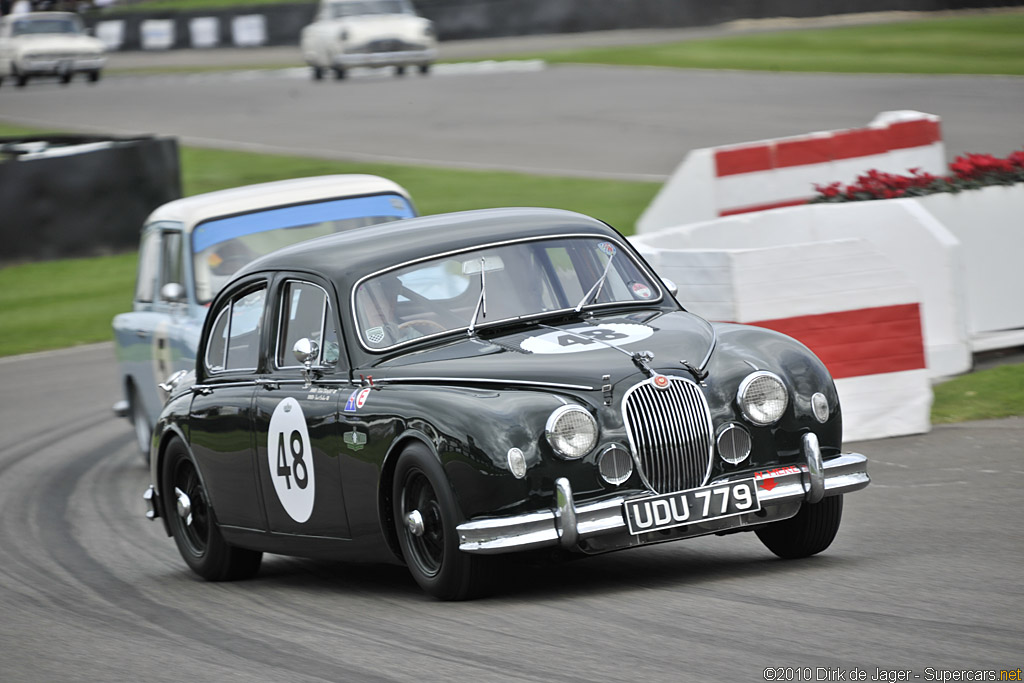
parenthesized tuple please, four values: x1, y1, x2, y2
(811, 392, 830, 423)
(717, 423, 752, 465)
(598, 445, 633, 486)
(507, 448, 527, 479)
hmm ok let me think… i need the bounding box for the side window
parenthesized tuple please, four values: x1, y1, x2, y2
(159, 231, 184, 295)
(204, 286, 267, 374)
(277, 281, 339, 368)
(135, 230, 160, 303)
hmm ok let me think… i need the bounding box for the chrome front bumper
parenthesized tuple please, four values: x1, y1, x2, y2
(457, 433, 869, 555)
(332, 48, 436, 68)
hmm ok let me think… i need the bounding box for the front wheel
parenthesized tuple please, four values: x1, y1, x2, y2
(87, 70, 101, 83)
(755, 495, 843, 559)
(161, 439, 262, 581)
(393, 443, 490, 600)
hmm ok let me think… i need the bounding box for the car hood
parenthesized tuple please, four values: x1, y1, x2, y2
(14, 34, 105, 55)
(369, 310, 716, 390)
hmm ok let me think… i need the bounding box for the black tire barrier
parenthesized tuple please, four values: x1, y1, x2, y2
(0, 135, 181, 264)
(83, 0, 1024, 49)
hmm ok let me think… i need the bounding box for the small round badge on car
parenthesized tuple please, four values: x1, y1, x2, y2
(653, 374, 670, 390)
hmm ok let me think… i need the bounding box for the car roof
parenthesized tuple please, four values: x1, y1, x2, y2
(234, 207, 621, 285)
(143, 174, 413, 233)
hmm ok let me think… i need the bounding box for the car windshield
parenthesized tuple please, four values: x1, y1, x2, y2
(354, 236, 661, 350)
(329, 0, 413, 18)
(192, 192, 415, 304)
(12, 17, 82, 35)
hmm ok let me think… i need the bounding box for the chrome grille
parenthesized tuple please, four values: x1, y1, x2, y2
(622, 376, 714, 494)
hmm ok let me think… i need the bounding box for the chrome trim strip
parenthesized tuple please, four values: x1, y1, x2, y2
(376, 376, 594, 391)
(456, 452, 869, 554)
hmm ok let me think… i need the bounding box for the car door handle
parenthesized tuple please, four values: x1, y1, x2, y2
(255, 379, 279, 391)
(136, 329, 151, 339)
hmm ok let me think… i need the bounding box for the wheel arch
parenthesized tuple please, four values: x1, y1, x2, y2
(377, 429, 443, 562)
(152, 423, 191, 537)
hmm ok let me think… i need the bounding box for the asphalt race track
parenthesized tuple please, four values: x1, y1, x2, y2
(1, 43, 1023, 681)
(1, 343, 1022, 681)
(0, 57, 1022, 181)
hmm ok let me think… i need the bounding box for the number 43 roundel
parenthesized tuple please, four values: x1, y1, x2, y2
(267, 397, 316, 523)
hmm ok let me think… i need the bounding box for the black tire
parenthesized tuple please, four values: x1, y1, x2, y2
(161, 439, 262, 581)
(755, 495, 844, 559)
(332, 67, 346, 80)
(128, 385, 152, 462)
(59, 71, 72, 85)
(14, 65, 28, 88)
(394, 65, 406, 77)
(393, 443, 490, 600)
(87, 70, 100, 83)
(311, 65, 324, 81)
(418, 63, 430, 75)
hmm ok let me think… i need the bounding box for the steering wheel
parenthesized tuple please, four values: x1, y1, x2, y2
(397, 319, 448, 336)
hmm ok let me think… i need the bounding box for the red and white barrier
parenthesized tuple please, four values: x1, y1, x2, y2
(634, 236, 932, 442)
(637, 110, 946, 233)
(634, 200, 972, 379)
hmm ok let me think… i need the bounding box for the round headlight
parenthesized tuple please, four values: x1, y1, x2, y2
(545, 405, 598, 459)
(811, 392, 830, 423)
(737, 371, 789, 426)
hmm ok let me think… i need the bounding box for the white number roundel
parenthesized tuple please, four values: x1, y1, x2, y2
(267, 397, 316, 523)
(520, 323, 654, 355)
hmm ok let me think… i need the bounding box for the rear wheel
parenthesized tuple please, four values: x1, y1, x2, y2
(13, 65, 28, 87)
(393, 443, 490, 600)
(161, 439, 262, 581)
(311, 65, 324, 81)
(755, 495, 844, 559)
(59, 70, 72, 85)
(87, 70, 100, 83)
(332, 67, 346, 80)
(394, 65, 406, 77)
(418, 63, 430, 75)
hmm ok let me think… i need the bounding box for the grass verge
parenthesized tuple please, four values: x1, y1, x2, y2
(513, 14, 1024, 75)
(932, 364, 1024, 424)
(0, 122, 658, 357)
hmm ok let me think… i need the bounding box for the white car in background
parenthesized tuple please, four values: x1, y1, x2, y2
(300, 0, 437, 81)
(0, 12, 106, 88)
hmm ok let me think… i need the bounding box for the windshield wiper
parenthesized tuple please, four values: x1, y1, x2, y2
(467, 257, 487, 337)
(574, 248, 616, 313)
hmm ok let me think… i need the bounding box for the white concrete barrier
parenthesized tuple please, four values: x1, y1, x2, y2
(634, 236, 932, 442)
(634, 200, 971, 378)
(189, 17, 219, 49)
(232, 15, 267, 47)
(140, 19, 175, 51)
(637, 110, 946, 234)
(914, 184, 1024, 351)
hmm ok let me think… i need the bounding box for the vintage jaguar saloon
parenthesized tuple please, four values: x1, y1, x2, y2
(144, 207, 869, 600)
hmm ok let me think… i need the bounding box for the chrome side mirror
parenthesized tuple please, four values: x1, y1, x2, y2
(661, 277, 678, 298)
(293, 338, 321, 388)
(160, 282, 186, 303)
(293, 338, 320, 366)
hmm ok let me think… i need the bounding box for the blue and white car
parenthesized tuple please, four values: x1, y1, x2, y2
(113, 175, 417, 457)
